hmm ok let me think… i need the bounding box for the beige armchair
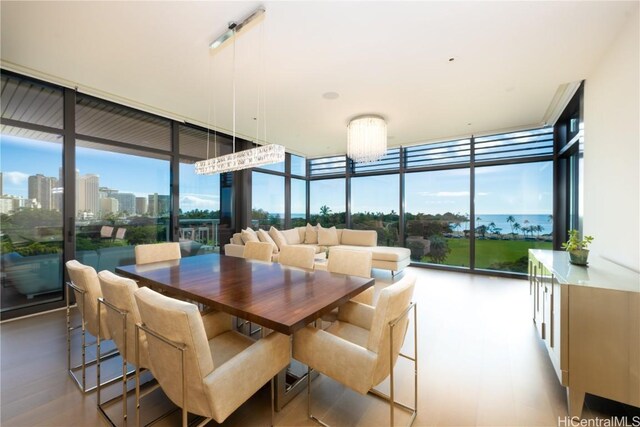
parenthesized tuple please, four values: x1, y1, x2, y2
(243, 241, 273, 262)
(279, 245, 315, 270)
(134, 242, 181, 265)
(65, 260, 118, 393)
(293, 274, 417, 427)
(134, 287, 291, 426)
(327, 248, 374, 305)
(97, 270, 151, 423)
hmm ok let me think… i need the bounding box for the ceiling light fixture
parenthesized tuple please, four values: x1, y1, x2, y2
(347, 115, 387, 163)
(196, 6, 284, 175)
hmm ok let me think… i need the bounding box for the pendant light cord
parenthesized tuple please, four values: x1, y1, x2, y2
(232, 28, 236, 154)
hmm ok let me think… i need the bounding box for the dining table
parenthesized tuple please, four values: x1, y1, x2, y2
(115, 252, 375, 409)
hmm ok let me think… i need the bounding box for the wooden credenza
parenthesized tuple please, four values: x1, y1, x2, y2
(529, 249, 640, 418)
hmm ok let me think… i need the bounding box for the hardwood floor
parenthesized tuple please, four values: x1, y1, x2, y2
(1, 267, 637, 426)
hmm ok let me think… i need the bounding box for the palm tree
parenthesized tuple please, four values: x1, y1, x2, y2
(535, 224, 544, 238)
(319, 205, 331, 216)
(488, 221, 497, 234)
(506, 215, 516, 236)
(513, 222, 521, 238)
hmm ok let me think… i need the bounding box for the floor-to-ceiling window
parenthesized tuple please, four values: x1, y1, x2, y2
(252, 171, 285, 230)
(178, 125, 234, 256)
(351, 174, 400, 246)
(405, 169, 470, 266)
(309, 178, 346, 228)
(73, 96, 172, 272)
(1, 73, 65, 313)
(475, 162, 553, 272)
(0, 70, 240, 320)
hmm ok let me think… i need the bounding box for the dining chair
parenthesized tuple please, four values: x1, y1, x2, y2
(293, 274, 418, 427)
(97, 270, 152, 424)
(134, 287, 291, 426)
(279, 245, 315, 270)
(134, 242, 181, 265)
(66, 260, 120, 393)
(242, 241, 273, 262)
(327, 248, 374, 305)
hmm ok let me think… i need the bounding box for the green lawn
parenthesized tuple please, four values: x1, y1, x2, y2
(422, 238, 553, 272)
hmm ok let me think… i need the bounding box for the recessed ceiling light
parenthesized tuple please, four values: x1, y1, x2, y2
(467, 122, 472, 126)
(448, 57, 455, 62)
(322, 92, 340, 100)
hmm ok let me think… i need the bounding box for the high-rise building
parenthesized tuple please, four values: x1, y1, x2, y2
(100, 197, 119, 216)
(111, 192, 136, 215)
(136, 197, 148, 215)
(77, 174, 100, 216)
(148, 193, 170, 217)
(28, 174, 56, 210)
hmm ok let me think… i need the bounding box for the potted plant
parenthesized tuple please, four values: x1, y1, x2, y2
(561, 229, 594, 266)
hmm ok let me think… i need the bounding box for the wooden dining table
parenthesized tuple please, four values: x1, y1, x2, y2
(115, 252, 375, 409)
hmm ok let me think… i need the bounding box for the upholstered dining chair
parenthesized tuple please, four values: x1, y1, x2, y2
(134, 287, 291, 426)
(279, 245, 316, 270)
(66, 260, 119, 393)
(326, 248, 374, 305)
(97, 270, 152, 423)
(134, 242, 181, 265)
(242, 241, 273, 262)
(293, 274, 418, 427)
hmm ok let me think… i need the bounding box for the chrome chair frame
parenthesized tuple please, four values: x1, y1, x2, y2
(66, 281, 120, 393)
(97, 298, 157, 426)
(307, 302, 418, 427)
(135, 322, 277, 427)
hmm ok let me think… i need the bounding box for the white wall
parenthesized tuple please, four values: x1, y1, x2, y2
(584, 5, 639, 271)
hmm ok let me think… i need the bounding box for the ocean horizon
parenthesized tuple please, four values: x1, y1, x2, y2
(291, 212, 552, 234)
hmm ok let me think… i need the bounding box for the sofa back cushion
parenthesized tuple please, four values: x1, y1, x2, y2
(304, 223, 318, 244)
(318, 226, 340, 246)
(340, 229, 377, 247)
(296, 227, 306, 243)
(240, 228, 259, 244)
(257, 229, 279, 254)
(230, 233, 244, 246)
(269, 226, 288, 250)
(281, 228, 301, 245)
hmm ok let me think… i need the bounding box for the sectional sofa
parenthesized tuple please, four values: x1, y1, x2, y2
(224, 225, 411, 275)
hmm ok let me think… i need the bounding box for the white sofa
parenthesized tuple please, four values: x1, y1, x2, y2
(224, 226, 411, 275)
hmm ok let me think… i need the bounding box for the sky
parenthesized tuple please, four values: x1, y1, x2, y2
(2, 134, 552, 216)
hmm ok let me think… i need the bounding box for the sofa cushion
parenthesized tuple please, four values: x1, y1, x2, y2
(318, 226, 340, 246)
(340, 229, 377, 247)
(269, 226, 288, 250)
(282, 228, 301, 245)
(257, 229, 279, 254)
(336, 245, 410, 262)
(290, 243, 323, 254)
(240, 229, 259, 244)
(230, 233, 244, 246)
(296, 227, 306, 243)
(304, 223, 318, 244)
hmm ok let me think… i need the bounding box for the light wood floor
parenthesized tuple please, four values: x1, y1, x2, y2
(1, 267, 637, 426)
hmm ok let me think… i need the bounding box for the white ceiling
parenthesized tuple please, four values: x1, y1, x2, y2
(1, 1, 636, 158)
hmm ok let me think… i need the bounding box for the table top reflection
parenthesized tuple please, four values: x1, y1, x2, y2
(116, 253, 374, 335)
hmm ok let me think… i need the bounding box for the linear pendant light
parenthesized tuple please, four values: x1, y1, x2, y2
(195, 6, 285, 176)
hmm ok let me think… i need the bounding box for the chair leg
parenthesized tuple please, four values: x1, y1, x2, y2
(307, 367, 329, 427)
